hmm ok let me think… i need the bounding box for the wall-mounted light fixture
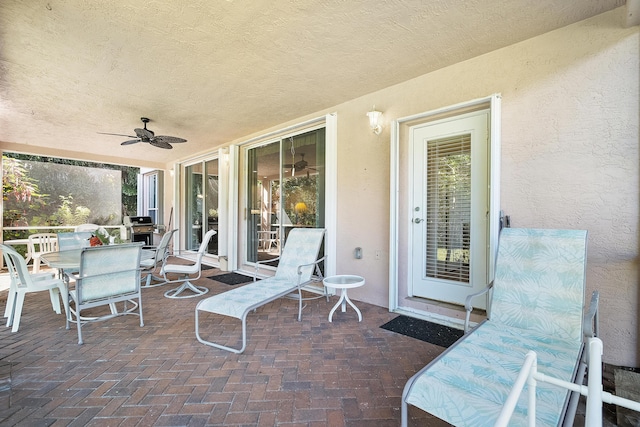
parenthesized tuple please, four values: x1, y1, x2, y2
(366, 105, 383, 135)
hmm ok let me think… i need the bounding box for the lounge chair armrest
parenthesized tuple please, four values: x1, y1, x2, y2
(296, 256, 326, 284)
(464, 281, 493, 333)
(583, 290, 599, 338)
(253, 256, 282, 281)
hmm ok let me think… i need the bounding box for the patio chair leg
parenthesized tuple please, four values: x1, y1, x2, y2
(49, 288, 62, 314)
(143, 273, 170, 288)
(4, 288, 15, 320)
(10, 292, 26, 333)
(164, 279, 209, 299)
(76, 311, 84, 345)
(5, 293, 16, 328)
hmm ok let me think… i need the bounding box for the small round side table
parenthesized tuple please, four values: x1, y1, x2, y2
(323, 275, 365, 322)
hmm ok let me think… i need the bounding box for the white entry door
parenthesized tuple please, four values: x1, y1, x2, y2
(410, 110, 489, 308)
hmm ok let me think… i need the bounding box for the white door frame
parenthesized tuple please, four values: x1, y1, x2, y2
(389, 94, 501, 323)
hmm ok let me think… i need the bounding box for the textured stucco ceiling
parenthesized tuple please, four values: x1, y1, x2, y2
(0, 0, 626, 166)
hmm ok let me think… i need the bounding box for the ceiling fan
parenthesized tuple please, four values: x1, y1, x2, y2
(98, 117, 187, 149)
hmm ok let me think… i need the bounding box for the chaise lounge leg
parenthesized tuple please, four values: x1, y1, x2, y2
(400, 401, 408, 427)
(195, 309, 247, 354)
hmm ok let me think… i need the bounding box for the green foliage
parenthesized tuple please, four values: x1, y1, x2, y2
(2, 153, 140, 230)
(52, 196, 91, 226)
(2, 155, 47, 226)
(282, 175, 319, 226)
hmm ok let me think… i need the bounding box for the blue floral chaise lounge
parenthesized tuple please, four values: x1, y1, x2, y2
(401, 228, 598, 427)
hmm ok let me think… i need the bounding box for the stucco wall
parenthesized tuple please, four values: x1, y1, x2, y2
(330, 7, 639, 366)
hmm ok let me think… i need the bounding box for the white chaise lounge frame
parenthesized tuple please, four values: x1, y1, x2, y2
(195, 228, 326, 354)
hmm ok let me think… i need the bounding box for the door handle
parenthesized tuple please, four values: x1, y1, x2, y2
(414, 218, 424, 224)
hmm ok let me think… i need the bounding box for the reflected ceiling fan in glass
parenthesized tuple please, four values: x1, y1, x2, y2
(284, 153, 318, 176)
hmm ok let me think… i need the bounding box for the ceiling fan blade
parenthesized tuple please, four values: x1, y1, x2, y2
(135, 128, 154, 139)
(120, 139, 140, 146)
(98, 132, 137, 138)
(154, 135, 187, 144)
(149, 140, 173, 149)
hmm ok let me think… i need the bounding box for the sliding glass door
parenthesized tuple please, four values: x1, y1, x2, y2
(184, 158, 219, 255)
(245, 128, 325, 265)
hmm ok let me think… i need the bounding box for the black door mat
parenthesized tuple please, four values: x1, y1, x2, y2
(380, 315, 464, 348)
(208, 273, 256, 285)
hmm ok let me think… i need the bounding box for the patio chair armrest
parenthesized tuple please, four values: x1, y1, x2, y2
(76, 267, 143, 281)
(583, 290, 600, 338)
(464, 281, 493, 333)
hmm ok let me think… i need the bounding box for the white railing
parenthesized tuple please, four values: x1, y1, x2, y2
(3, 225, 127, 241)
(496, 337, 640, 427)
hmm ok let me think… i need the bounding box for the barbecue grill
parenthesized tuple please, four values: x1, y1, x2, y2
(123, 216, 155, 245)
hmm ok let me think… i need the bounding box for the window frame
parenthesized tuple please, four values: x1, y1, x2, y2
(141, 170, 163, 225)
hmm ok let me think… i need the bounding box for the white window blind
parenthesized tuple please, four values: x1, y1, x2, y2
(425, 134, 471, 283)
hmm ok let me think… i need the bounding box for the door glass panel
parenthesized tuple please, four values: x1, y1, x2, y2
(280, 129, 326, 245)
(185, 164, 203, 251)
(245, 128, 325, 266)
(246, 141, 279, 263)
(425, 134, 471, 283)
(205, 159, 219, 255)
(185, 160, 219, 254)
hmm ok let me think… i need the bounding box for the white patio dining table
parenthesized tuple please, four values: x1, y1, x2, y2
(40, 247, 154, 271)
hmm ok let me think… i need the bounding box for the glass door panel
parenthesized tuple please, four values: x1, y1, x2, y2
(184, 158, 220, 255)
(246, 141, 280, 263)
(185, 164, 203, 251)
(280, 129, 326, 245)
(205, 159, 219, 255)
(245, 128, 326, 267)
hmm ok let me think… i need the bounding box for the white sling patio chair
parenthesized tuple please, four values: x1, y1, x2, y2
(65, 243, 143, 344)
(1, 244, 68, 333)
(195, 227, 326, 354)
(57, 232, 93, 251)
(162, 229, 217, 298)
(140, 229, 177, 288)
(56, 231, 93, 280)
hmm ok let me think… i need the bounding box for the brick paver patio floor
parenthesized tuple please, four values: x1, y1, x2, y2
(0, 265, 449, 426)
